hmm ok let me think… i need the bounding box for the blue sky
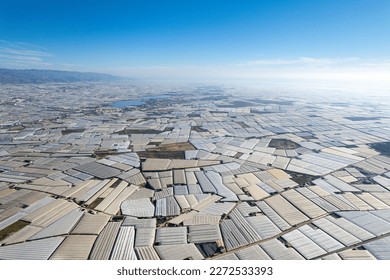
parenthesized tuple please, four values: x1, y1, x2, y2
(0, 0, 389, 84)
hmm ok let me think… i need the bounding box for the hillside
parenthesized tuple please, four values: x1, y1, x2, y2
(0, 68, 122, 84)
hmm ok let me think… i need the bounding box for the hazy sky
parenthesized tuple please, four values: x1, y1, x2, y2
(0, 0, 389, 85)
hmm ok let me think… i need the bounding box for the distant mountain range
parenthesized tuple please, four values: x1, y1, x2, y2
(0, 68, 123, 84)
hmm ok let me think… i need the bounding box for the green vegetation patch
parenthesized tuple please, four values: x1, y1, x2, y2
(268, 139, 300, 150)
(152, 142, 195, 151)
(137, 142, 195, 159)
(248, 98, 294, 106)
(116, 127, 173, 135)
(0, 220, 30, 242)
(369, 142, 390, 157)
(216, 100, 255, 108)
(345, 116, 382, 121)
(289, 173, 319, 186)
(137, 150, 185, 159)
(87, 197, 104, 209)
(192, 126, 208, 133)
(61, 128, 86, 135)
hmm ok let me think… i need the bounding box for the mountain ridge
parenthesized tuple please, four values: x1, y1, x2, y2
(0, 68, 124, 84)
